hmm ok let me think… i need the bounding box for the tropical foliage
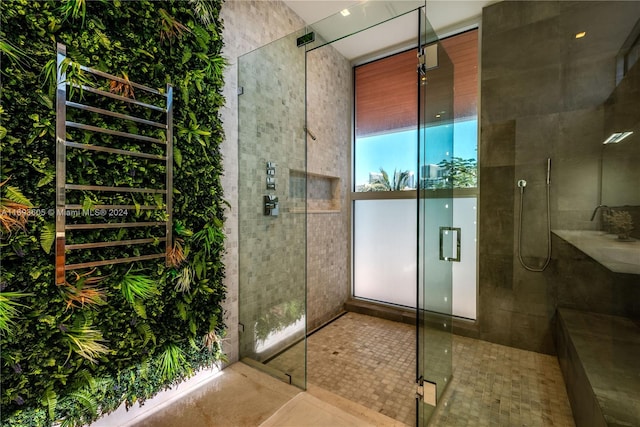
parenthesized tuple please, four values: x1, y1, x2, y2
(437, 157, 477, 188)
(363, 168, 412, 191)
(0, 1, 227, 425)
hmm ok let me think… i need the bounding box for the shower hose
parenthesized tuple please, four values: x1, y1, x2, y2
(516, 169, 552, 272)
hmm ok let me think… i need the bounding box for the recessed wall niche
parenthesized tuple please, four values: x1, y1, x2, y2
(289, 169, 341, 213)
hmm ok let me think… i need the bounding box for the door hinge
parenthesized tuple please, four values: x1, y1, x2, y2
(415, 376, 424, 400)
(417, 49, 426, 78)
(417, 44, 439, 76)
(417, 48, 426, 65)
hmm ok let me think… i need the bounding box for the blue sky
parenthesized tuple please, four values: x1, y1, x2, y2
(354, 118, 478, 188)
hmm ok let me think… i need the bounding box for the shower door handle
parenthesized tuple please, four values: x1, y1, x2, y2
(439, 226, 461, 262)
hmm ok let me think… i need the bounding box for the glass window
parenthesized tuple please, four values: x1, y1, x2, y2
(352, 29, 478, 318)
(354, 49, 418, 192)
(354, 30, 478, 192)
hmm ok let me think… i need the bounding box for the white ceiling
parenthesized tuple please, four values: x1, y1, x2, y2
(283, 0, 497, 60)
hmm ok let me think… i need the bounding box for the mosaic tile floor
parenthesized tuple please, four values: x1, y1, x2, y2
(267, 312, 576, 426)
(431, 333, 576, 427)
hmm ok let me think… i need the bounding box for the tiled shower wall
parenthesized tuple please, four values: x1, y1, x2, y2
(236, 26, 307, 361)
(220, 0, 306, 364)
(476, 1, 640, 354)
(221, 1, 352, 362)
(305, 47, 351, 332)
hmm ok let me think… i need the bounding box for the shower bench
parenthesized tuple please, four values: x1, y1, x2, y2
(556, 308, 640, 427)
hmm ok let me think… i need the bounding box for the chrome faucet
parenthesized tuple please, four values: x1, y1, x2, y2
(590, 205, 609, 221)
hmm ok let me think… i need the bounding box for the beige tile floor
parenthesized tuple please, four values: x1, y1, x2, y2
(268, 312, 576, 427)
(133, 312, 576, 427)
(267, 312, 416, 424)
(430, 334, 576, 426)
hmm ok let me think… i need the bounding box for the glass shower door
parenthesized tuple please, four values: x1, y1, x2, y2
(237, 30, 307, 389)
(417, 7, 455, 425)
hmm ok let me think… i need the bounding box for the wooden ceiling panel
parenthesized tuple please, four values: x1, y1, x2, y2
(355, 29, 478, 137)
(442, 30, 478, 120)
(355, 50, 418, 136)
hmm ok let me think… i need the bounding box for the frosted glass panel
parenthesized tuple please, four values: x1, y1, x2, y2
(452, 197, 477, 320)
(419, 197, 476, 317)
(353, 199, 417, 307)
(354, 197, 476, 318)
(420, 197, 453, 314)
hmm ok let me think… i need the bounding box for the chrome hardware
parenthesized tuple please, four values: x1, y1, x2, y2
(266, 162, 276, 175)
(264, 195, 279, 216)
(416, 377, 424, 400)
(439, 226, 461, 262)
(266, 176, 276, 190)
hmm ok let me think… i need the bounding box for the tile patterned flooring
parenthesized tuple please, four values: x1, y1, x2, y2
(431, 334, 576, 426)
(130, 312, 576, 426)
(268, 312, 576, 426)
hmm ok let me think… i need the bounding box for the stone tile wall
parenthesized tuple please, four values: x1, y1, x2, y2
(221, 1, 352, 362)
(477, 1, 640, 354)
(306, 47, 352, 331)
(237, 27, 307, 361)
(220, 0, 306, 365)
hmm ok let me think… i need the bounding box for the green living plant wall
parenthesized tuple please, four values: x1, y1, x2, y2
(0, 0, 227, 425)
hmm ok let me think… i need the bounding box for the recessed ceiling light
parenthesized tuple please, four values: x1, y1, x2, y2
(603, 131, 633, 144)
(340, 9, 350, 17)
(575, 31, 586, 39)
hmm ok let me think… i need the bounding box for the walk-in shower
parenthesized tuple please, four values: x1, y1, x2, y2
(237, 1, 456, 425)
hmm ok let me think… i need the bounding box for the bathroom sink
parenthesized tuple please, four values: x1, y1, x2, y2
(552, 230, 640, 274)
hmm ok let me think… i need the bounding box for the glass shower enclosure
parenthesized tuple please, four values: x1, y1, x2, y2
(238, 2, 453, 424)
(237, 29, 308, 388)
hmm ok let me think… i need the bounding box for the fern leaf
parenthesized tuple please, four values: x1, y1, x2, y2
(139, 359, 150, 379)
(3, 185, 33, 207)
(74, 369, 97, 391)
(41, 388, 57, 422)
(37, 169, 55, 187)
(68, 390, 97, 416)
(176, 301, 187, 321)
(40, 222, 55, 254)
(82, 196, 95, 212)
(136, 322, 156, 346)
(94, 29, 111, 49)
(132, 301, 147, 319)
